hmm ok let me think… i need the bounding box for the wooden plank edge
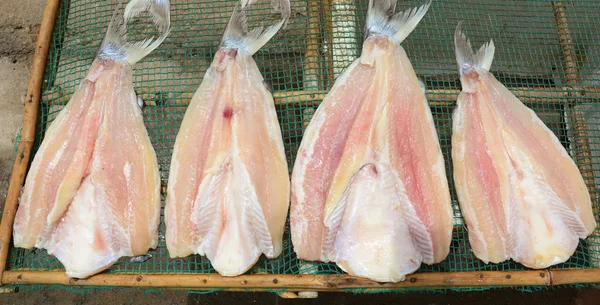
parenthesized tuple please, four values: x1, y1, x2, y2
(5, 269, 592, 290)
(0, 0, 62, 284)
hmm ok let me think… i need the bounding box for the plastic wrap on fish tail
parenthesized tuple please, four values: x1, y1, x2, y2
(97, 0, 171, 65)
(365, 0, 431, 44)
(454, 21, 495, 76)
(220, 0, 290, 56)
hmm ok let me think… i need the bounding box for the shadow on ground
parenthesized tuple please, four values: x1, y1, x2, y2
(186, 288, 599, 305)
(2, 287, 599, 305)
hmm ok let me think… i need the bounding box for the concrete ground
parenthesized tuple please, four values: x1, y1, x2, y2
(0, 0, 599, 304)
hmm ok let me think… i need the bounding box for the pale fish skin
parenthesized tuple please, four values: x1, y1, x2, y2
(12, 0, 170, 278)
(164, 0, 291, 276)
(290, 0, 453, 283)
(452, 22, 596, 269)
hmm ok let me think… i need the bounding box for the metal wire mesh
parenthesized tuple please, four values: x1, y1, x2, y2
(6, 0, 600, 293)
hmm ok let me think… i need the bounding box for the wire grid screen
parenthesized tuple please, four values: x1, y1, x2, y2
(6, 0, 600, 293)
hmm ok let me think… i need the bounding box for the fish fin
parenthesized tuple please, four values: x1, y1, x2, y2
(220, 0, 290, 55)
(243, 182, 275, 258)
(124, 0, 170, 33)
(196, 161, 275, 259)
(365, 0, 431, 44)
(322, 170, 357, 262)
(454, 21, 495, 76)
(382, 166, 435, 265)
(506, 184, 518, 261)
(194, 169, 228, 255)
(377, 164, 430, 267)
(534, 176, 591, 238)
(97, 0, 171, 65)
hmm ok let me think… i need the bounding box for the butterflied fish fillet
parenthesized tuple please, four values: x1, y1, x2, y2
(12, 0, 170, 278)
(452, 22, 596, 269)
(290, 0, 453, 282)
(165, 0, 291, 276)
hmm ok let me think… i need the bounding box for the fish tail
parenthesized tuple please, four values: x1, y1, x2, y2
(97, 0, 171, 65)
(454, 21, 495, 76)
(364, 0, 432, 43)
(220, 0, 291, 56)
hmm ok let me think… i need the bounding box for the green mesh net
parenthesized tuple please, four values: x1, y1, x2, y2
(6, 0, 600, 293)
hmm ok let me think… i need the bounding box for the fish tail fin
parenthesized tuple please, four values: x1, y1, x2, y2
(97, 0, 171, 65)
(454, 21, 495, 76)
(220, 0, 291, 56)
(365, 0, 432, 44)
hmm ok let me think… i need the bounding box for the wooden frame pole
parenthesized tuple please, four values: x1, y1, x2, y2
(1, 0, 600, 293)
(302, 0, 321, 90)
(2, 269, 600, 290)
(552, 1, 597, 181)
(552, 1, 600, 268)
(43, 87, 578, 107)
(0, 0, 62, 283)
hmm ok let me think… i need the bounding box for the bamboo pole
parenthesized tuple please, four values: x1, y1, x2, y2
(552, 1, 600, 268)
(302, 0, 321, 90)
(552, 2, 578, 83)
(3, 268, 600, 290)
(1, 270, 563, 289)
(547, 269, 600, 285)
(2, 0, 600, 293)
(42, 87, 575, 108)
(0, 0, 61, 284)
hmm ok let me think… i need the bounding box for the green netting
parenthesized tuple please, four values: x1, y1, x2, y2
(6, 0, 600, 293)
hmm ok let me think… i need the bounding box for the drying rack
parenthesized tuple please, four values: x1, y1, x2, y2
(0, 0, 599, 297)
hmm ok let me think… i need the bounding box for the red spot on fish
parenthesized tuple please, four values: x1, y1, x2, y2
(223, 107, 233, 119)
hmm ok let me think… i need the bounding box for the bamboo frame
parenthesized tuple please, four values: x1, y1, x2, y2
(302, 0, 321, 89)
(1, 0, 600, 294)
(42, 87, 579, 107)
(2, 269, 600, 289)
(552, 1, 600, 268)
(0, 0, 61, 285)
(0, 270, 572, 289)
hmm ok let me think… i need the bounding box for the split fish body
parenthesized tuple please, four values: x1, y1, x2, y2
(290, 0, 453, 282)
(13, 0, 170, 278)
(165, 0, 291, 276)
(452, 22, 596, 269)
